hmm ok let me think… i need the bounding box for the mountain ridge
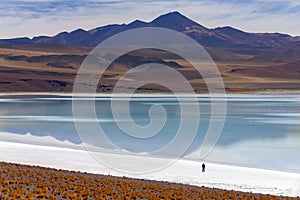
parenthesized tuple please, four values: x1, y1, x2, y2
(0, 11, 300, 46)
(1, 11, 300, 62)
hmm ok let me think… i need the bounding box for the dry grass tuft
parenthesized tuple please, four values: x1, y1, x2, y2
(0, 162, 297, 199)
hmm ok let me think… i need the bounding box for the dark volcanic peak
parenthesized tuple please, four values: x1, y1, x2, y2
(35, 29, 91, 46)
(0, 11, 298, 54)
(150, 11, 206, 31)
(32, 36, 51, 42)
(215, 26, 247, 35)
(0, 37, 31, 45)
(70, 28, 90, 35)
(87, 24, 124, 35)
(128, 19, 148, 27)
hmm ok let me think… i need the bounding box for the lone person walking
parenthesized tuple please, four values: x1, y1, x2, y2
(202, 163, 205, 173)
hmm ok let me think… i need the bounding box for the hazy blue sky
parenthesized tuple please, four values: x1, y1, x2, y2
(0, 0, 299, 38)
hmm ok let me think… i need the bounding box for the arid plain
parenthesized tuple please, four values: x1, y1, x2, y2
(1, 43, 300, 94)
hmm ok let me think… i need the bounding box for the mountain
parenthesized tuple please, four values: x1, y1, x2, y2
(1, 11, 299, 62)
(35, 29, 91, 46)
(251, 41, 300, 62)
(150, 11, 207, 32)
(0, 37, 32, 45)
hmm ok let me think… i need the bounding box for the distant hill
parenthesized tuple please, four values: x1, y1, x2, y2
(251, 41, 300, 62)
(1, 11, 300, 62)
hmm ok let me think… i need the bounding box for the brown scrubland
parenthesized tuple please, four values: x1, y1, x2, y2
(1, 45, 300, 94)
(0, 162, 298, 199)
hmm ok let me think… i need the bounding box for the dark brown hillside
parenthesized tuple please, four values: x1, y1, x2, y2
(230, 61, 300, 80)
(1, 44, 300, 93)
(252, 41, 300, 62)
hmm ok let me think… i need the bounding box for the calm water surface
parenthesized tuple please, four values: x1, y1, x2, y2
(0, 94, 299, 172)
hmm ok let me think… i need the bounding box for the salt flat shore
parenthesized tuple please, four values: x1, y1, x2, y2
(0, 132, 299, 197)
